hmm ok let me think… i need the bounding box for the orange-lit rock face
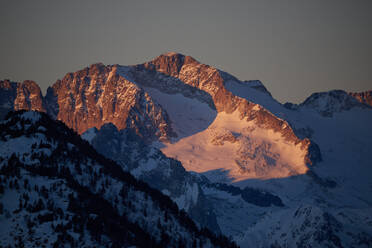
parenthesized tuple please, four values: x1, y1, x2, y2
(45, 63, 175, 141)
(0, 80, 45, 117)
(14, 80, 45, 112)
(349, 91, 372, 107)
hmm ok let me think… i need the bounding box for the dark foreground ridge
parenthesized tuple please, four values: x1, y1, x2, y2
(0, 110, 238, 248)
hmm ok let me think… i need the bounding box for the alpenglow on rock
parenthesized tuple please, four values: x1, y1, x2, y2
(45, 63, 176, 142)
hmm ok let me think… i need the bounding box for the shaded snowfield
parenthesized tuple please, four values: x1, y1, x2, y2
(142, 86, 217, 140)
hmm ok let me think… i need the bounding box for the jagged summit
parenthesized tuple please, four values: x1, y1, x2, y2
(144, 52, 201, 78)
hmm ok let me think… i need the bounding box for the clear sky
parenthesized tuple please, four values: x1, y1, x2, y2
(1, 0, 371, 103)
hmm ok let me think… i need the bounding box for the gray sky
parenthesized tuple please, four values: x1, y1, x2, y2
(1, 0, 371, 103)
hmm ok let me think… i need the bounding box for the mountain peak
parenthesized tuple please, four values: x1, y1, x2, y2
(300, 89, 368, 116)
(162, 51, 185, 57)
(145, 52, 201, 75)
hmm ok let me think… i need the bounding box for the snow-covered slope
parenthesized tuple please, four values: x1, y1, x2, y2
(162, 110, 309, 183)
(0, 110, 236, 248)
(140, 86, 216, 140)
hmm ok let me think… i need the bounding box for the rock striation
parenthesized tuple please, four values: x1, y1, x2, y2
(45, 63, 175, 141)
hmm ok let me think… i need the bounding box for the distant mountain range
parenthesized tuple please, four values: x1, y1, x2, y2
(1, 52, 371, 247)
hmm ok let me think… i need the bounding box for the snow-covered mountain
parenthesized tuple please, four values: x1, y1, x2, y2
(121, 53, 320, 182)
(0, 110, 236, 247)
(297, 90, 370, 117)
(1, 52, 372, 247)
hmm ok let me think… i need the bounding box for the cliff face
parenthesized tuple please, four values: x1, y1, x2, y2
(45, 63, 175, 141)
(0, 80, 45, 119)
(14, 80, 45, 112)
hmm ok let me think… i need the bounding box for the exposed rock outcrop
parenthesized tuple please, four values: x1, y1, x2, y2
(45, 63, 175, 141)
(0, 80, 45, 119)
(349, 90, 372, 107)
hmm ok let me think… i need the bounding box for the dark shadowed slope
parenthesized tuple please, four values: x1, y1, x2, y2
(0, 110, 237, 248)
